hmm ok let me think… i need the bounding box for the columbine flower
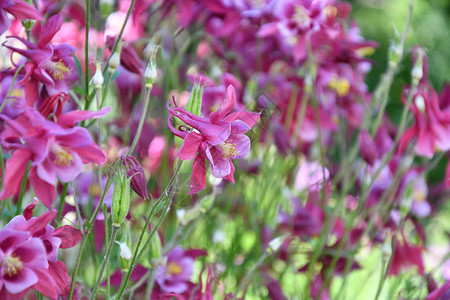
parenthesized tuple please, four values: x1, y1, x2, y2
(0, 207, 81, 299)
(0, 0, 43, 34)
(155, 247, 207, 294)
(4, 14, 77, 103)
(0, 106, 109, 208)
(167, 85, 260, 194)
(122, 155, 149, 200)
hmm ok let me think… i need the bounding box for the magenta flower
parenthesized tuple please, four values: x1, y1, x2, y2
(156, 247, 207, 294)
(0, 208, 81, 299)
(388, 233, 424, 276)
(0, 106, 109, 208)
(168, 85, 260, 194)
(5, 14, 77, 103)
(0, 0, 43, 34)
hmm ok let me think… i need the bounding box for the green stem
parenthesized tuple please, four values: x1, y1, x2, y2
(90, 225, 119, 300)
(84, 0, 90, 104)
(102, 0, 136, 74)
(127, 86, 152, 155)
(235, 251, 270, 298)
(114, 160, 182, 299)
(69, 237, 87, 299)
(55, 183, 69, 227)
(0, 65, 24, 115)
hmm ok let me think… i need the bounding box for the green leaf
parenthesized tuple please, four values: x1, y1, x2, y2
(71, 50, 83, 86)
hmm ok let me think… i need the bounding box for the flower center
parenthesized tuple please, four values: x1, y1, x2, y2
(219, 140, 238, 158)
(51, 144, 74, 166)
(167, 262, 182, 275)
(328, 77, 350, 97)
(293, 6, 310, 28)
(3, 254, 23, 277)
(45, 59, 70, 80)
(324, 5, 337, 18)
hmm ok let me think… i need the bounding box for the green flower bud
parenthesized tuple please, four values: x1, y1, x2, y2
(109, 42, 123, 73)
(145, 45, 159, 88)
(148, 231, 162, 265)
(111, 170, 131, 228)
(116, 241, 132, 271)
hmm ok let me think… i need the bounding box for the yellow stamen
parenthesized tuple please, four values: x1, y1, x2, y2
(45, 59, 70, 80)
(293, 6, 310, 27)
(52, 145, 74, 166)
(3, 255, 23, 277)
(356, 46, 375, 57)
(324, 5, 337, 18)
(328, 77, 350, 97)
(219, 140, 238, 158)
(167, 262, 182, 275)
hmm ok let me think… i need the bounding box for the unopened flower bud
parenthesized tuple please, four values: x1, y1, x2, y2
(268, 236, 286, 253)
(116, 241, 132, 271)
(122, 155, 149, 200)
(358, 130, 377, 166)
(145, 45, 159, 88)
(382, 237, 392, 257)
(388, 41, 403, 67)
(109, 42, 123, 72)
(148, 231, 162, 263)
(111, 169, 131, 228)
(93, 62, 104, 90)
(22, 19, 36, 31)
(411, 47, 425, 84)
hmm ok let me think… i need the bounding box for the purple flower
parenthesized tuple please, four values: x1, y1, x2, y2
(156, 247, 206, 294)
(5, 14, 77, 103)
(0, 0, 43, 34)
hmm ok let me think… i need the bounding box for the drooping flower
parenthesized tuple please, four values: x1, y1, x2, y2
(388, 233, 424, 276)
(122, 155, 149, 200)
(4, 14, 77, 104)
(0, 106, 109, 208)
(167, 85, 260, 194)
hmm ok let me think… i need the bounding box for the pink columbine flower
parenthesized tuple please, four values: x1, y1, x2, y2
(168, 85, 260, 194)
(156, 247, 207, 294)
(0, 0, 43, 34)
(4, 14, 77, 104)
(0, 208, 81, 299)
(0, 106, 109, 208)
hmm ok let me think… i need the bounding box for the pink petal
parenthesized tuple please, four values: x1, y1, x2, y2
(13, 238, 48, 269)
(37, 14, 63, 48)
(5, 0, 43, 22)
(223, 111, 261, 128)
(0, 149, 32, 200)
(3, 267, 38, 294)
(57, 107, 111, 127)
(209, 85, 236, 124)
(53, 150, 83, 182)
(229, 134, 251, 159)
(53, 226, 82, 248)
(206, 146, 231, 178)
(178, 132, 203, 160)
(189, 155, 206, 194)
(29, 168, 56, 208)
(32, 268, 59, 299)
(230, 120, 251, 134)
(47, 261, 71, 297)
(73, 143, 106, 164)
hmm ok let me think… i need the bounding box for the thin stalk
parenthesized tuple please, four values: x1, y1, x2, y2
(69, 162, 119, 299)
(90, 225, 119, 299)
(0, 65, 24, 114)
(55, 183, 69, 227)
(114, 160, 182, 299)
(102, 0, 136, 74)
(127, 86, 152, 155)
(84, 0, 90, 104)
(103, 204, 111, 297)
(235, 251, 271, 298)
